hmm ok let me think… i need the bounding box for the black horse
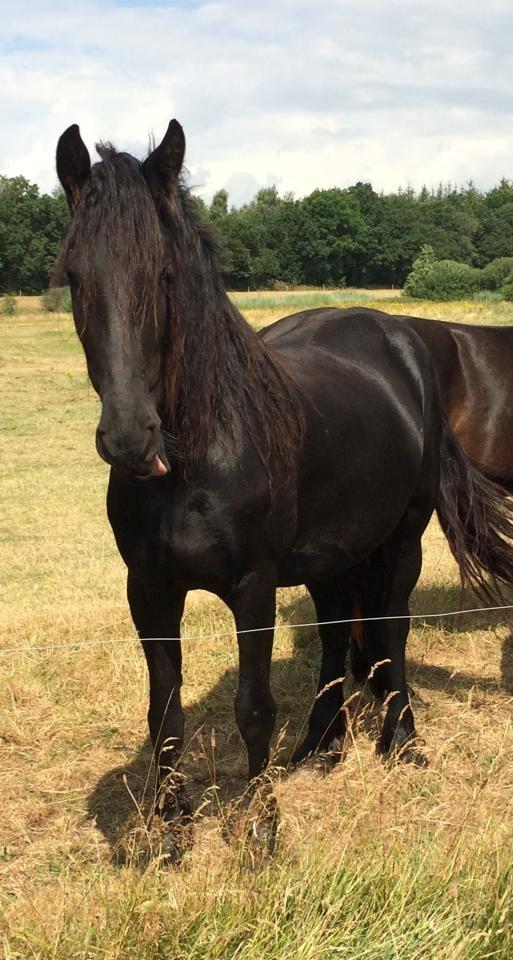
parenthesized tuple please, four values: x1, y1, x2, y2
(55, 120, 513, 855)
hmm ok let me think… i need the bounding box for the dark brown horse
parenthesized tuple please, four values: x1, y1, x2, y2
(397, 313, 513, 492)
(55, 120, 513, 858)
(348, 310, 513, 682)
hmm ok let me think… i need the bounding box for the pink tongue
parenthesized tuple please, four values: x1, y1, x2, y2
(138, 455, 168, 479)
(150, 455, 168, 477)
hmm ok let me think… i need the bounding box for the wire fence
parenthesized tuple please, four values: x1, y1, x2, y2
(2, 602, 513, 656)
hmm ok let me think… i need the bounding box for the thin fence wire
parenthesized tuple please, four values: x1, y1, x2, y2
(1, 603, 513, 656)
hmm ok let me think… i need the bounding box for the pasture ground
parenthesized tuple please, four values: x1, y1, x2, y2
(1, 292, 513, 959)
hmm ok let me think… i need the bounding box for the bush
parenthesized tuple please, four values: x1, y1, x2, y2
(0, 294, 17, 315)
(42, 286, 72, 313)
(405, 249, 513, 301)
(478, 257, 513, 291)
(472, 290, 502, 302)
(403, 244, 437, 298)
(500, 273, 513, 301)
(404, 252, 479, 301)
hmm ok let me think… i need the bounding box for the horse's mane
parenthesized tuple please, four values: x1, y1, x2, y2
(54, 145, 304, 482)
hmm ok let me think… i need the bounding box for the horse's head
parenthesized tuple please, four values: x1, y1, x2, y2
(55, 120, 186, 479)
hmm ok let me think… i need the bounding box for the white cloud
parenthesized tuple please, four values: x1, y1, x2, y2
(1, 0, 513, 203)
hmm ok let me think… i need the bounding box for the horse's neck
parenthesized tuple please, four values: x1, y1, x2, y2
(164, 209, 302, 477)
(177, 259, 260, 374)
(163, 259, 256, 460)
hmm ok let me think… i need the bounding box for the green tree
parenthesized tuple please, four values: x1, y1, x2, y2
(210, 189, 229, 222)
(0, 177, 68, 294)
(475, 180, 513, 264)
(297, 188, 367, 286)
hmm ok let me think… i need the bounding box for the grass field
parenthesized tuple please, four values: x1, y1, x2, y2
(1, 292, 513, 959)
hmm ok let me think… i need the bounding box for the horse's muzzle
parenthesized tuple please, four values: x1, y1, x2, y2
(95, 423, 169, 479)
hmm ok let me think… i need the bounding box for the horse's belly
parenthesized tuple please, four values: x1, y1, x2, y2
(279, 514, 397, 585)
(277, 540, 359, 585)
(281, 437, 430, 585)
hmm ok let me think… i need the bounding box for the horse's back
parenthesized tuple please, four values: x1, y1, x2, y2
(263, 305, 425, 362)
(262, 305, 394, 348)
(262, 306, 434, 410)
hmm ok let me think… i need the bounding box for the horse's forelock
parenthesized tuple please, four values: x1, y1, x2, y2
(54, 145, 163, 329)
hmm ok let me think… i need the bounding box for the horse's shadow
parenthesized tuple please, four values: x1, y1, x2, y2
(86, 636, 319, 849)
(408, 582, 513, 697)
(87, 583, 513, 853)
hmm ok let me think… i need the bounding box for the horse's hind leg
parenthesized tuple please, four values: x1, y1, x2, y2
(373, 528, 424, 759)
(127, 572, 191, 860)
(351, 554, 389, 696)
(292, 576, 352, 764)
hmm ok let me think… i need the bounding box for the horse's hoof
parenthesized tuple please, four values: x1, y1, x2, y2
(225, 778, 279, 867)
(395, 743, 428, 767)
(150, 787, 194, 866)
(291, 734, 343, 768)
(245, 793, 279, 863)
(114, 806, 193, 869)
(377, 732, 428, 767)
(290, 742, 313, 765)
(154, 814, 194, 867)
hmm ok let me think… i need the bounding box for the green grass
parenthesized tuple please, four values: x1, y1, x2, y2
(1, 295, 513, 959)
(6, 842, 513, 958)
(231, 288, 376, 312)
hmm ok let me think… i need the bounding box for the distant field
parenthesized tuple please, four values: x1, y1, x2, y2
(1, 294, 512, 959)
(232, 287, 513, 330)
(230, 287, 397, 312)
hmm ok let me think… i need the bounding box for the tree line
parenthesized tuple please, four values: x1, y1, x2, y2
(1, 171, 513, 294)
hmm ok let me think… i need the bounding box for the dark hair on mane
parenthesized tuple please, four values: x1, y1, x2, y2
(54, 144, 304, 485)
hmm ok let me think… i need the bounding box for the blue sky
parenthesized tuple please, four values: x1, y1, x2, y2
(1, 0, 513, 204)
(114, 0, 202, 6)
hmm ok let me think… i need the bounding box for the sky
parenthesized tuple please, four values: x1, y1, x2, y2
(1, 0, 513, 206)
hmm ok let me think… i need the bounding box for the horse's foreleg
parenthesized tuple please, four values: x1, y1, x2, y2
(227, 568, 278, 857)
(228, 569, 277, 780)
(127, 572, 190, 856)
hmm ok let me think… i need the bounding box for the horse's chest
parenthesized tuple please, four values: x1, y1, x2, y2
(108, 484, 236, 591)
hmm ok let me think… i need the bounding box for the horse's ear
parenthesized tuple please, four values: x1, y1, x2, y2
(56, 124, 91, 212)
(142, 119, 185, 197)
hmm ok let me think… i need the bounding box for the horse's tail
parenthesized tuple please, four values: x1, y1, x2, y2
(436, 418, 513, 603)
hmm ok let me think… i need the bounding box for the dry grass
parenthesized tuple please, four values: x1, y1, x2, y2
(235, 289, 513, 332)
(1, 295, 513, 959)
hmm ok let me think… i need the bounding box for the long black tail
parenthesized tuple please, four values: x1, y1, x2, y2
(437, 419, 513, 603)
